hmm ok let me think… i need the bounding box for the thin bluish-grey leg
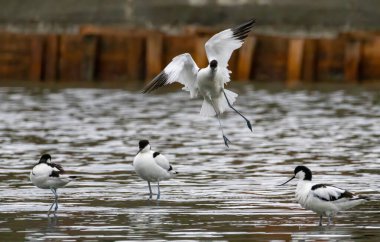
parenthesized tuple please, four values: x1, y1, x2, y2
(53, 189, 59, 213)
(48, 188, 56, 216)
(223, 90, 252, 132)
(157, 181, 160, 200)
(319, 215, 323, 226)
(210, 99, 231, 147)
(148, 181, 152, 199)
(217, 113, 231, 148)
(327, 216, 332, 226)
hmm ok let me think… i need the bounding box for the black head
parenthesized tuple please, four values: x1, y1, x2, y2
(39, 154, 51, 163)
(294, 165, 312, 181)
(280, 165, 312, 186)
(138, 140, 149, 150)
(137, 140, 150, 155)
(210, 60, 218, 69)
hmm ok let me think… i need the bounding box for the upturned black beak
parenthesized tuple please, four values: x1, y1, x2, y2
(136, 148, 143, 155)
(279, 176, 295, 186)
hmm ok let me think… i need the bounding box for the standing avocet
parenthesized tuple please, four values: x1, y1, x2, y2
(280, 166, 369, 226)
(141, 19, 256, 147)
(30, 154, 77, 216)
(133, 140, 177, 200)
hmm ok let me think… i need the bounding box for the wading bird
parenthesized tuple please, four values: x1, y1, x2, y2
(280, 166, 369, 226)
(142, 19, 255, 147)
(133, 140, 177, 200)
(30, 154, 77, 216)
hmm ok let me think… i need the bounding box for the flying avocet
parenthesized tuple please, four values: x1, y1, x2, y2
(142, 19, 256, 147)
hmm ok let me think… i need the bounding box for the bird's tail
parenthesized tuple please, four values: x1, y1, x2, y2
(357, 195, 370, 201)
(52, 175, 77, 188)
(60, 175, 78, 183)
(200, 89, 238, 117)
(169, 170, 178, 176)
(338, 195, 369, 211)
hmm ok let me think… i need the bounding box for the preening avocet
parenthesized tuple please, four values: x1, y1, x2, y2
(142, 19, 256, 147)
(133, 140, 177, 200)
(280, 166, 369, 226)
(30, 154, 77, 216)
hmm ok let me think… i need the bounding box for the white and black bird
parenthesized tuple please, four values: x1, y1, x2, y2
(30, 154, 77, 215)
(142, 19, 255, 147)
(133, 140, 177, 200)
(280, 166, 369, 226)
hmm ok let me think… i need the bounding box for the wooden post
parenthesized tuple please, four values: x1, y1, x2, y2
(146, 33, 163, 80)
(44, 35, 59, 81)
(126, 36, 145, 80)
(302, 39, 317, 82)
(29, 36, 43, 81)
(344, 40, 361, 83)
(236, 37, 256, 81)
(82, 34, 98, 81)
(287, 38, 305, 86)
(194, 36, 208, 68)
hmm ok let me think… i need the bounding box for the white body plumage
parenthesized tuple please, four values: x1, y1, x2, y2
(30, 163, 74, 189)
(133, 150, 175, 182)
(197, 66, 237, 116)
(295, 180, 367, 217)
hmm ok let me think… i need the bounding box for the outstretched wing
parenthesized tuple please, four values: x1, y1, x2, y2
(311, 184, 353, 202)
(141, 53, 199, 98)
(205, 19, 255, 68)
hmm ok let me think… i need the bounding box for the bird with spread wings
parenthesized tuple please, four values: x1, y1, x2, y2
(142, 19, 255, 147)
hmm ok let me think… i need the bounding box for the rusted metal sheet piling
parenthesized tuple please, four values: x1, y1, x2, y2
(0, 27, 379, 85)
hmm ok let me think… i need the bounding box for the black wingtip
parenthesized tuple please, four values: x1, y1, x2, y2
(232, 19, 256, 41)
(141, 71, 169, 94)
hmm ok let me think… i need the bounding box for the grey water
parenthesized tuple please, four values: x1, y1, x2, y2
(0, 85, 379, 241)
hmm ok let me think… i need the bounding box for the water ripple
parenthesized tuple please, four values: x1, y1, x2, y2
(0, 86, 379, 241)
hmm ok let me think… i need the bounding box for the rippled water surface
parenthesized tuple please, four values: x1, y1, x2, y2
(0, 85, 379, 241)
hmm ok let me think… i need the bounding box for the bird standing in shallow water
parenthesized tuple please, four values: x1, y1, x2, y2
(133, 140, 177, 200)
(280, 166, 369, 226)
(142, 19, 255, 147)
(30, 154, 77, 216)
